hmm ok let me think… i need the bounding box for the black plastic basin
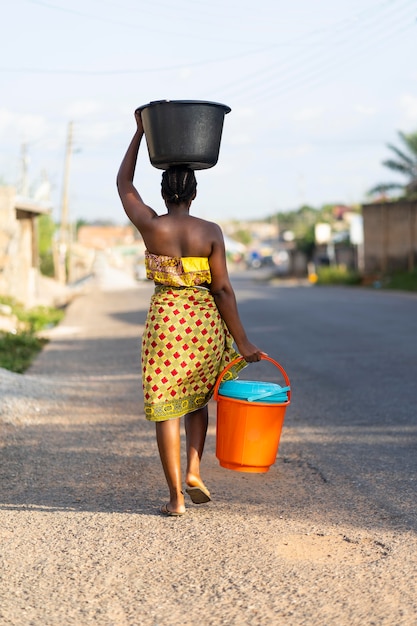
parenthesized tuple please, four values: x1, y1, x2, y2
(137, 100, 231, 170)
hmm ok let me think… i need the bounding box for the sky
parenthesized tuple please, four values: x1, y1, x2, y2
(1, 0, 416, 225)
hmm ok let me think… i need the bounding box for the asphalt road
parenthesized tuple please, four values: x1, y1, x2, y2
(231, 272, 417, 531)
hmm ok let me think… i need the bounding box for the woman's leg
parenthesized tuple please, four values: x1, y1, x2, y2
(155, 418, 185, 514)
(184, 406, 209, 492)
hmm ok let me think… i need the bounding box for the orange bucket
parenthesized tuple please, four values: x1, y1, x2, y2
(214, 355, 291, 473)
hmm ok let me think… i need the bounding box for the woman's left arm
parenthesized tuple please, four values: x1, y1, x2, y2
(209, 225, 264, 362)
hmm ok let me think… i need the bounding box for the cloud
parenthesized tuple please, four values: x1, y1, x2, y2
(179, 67, 192, 80)
(354, 104, 377, 116)
(81, 121, 117, 142)
(64, 100, 101, 118)
(0, 108, 47, 141)
(292, 143, 314, 156)
(292, 107, 325, 122)
(271, 143, 314, 159)
(229, 132, 252, 146)
(226, 106, 256, 145)
(399, 94, 417, 125)
(233, 107, 255, 118)
(0, 109, 15, 137)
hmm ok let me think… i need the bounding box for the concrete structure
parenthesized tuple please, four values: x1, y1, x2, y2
(0, 187, 50, 306)
(362, 200, 417, 275)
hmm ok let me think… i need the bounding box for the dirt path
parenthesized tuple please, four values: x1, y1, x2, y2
(1, 281, 416, 625)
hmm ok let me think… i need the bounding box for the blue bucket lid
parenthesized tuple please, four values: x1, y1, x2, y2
(218, 380, 290, 403)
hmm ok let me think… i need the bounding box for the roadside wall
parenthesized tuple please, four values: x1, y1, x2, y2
(362, 201, 417, 275)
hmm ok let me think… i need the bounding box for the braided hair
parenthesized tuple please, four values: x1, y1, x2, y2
(161, 166, 197, 204)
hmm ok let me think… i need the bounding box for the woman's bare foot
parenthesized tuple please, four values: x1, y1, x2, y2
(185, 474, 211, 504)
(160, 493, 186, 516)
(160, 503, 185, 517)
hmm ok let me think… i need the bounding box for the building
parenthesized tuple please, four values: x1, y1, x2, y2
(0, 186, 51, 307)
(77, 224, 136, 250)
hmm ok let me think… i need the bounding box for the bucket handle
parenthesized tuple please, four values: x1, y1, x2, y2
(213, 355, 291, 402)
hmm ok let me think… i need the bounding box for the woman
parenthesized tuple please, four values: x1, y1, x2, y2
(117, 110, 263, 516)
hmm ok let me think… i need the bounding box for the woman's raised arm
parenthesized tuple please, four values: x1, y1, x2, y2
(116, 111, 157, 230)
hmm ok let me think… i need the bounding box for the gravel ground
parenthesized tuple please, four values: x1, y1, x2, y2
(1, 273, 416, 626)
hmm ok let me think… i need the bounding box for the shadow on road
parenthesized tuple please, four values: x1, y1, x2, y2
(1, 284, 416, 534)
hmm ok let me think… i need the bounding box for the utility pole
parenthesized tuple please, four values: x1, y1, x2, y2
(19, 143, 29, 196)
(57, 121, 74, 284)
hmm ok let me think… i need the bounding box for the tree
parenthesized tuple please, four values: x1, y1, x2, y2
(273, 205, 318, 235)
(368, 131, 417, 197)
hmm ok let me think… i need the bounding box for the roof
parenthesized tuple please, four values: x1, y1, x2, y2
(15, 196, 51, 216)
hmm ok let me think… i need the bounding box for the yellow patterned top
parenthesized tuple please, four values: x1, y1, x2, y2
(145, 251, 211, 287)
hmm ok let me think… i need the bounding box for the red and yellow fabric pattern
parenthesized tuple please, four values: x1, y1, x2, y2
(145, 251, 211, 288)
(141, 253, 245, 421)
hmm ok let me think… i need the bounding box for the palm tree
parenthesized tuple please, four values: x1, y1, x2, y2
(368, 130, 417, 197)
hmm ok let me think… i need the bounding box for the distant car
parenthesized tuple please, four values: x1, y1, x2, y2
(272, 250, 290, 275)
(246, 250, 275, 269)
(247, 251, 264, 269)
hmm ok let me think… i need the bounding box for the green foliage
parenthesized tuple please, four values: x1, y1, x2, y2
(17, 305, 65, 333)
(39, 253, 55, 277)
(0, 296, 64, 332)
(275, 205, 318, 236)
(316, 266, 361, 285)
(0, 332, 47, 373)
(270, 203, 359, 261)
(273, 205, 320, 260)
(368, 130, 417, 197)
(381, 270, 417, 292)
(0, 297, 64, 372)
(233, 229, 252, 246)
(295, 224, 316, 260)
(38, 214, 55, 254)
(38, 214, 56, 277)
(75, 218, 89, 233)
(0, 295, 17, 309)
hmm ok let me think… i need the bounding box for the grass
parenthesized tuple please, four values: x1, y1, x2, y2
(314, 266, 417, 292)
(380, 270, 417, 292)
(0, 297, 65, 373)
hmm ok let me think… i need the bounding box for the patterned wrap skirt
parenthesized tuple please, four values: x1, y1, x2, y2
(142, 286, 246, 422)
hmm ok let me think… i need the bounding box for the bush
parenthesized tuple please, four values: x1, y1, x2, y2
(0, 332, 47, 373)
(17, 305, 65, 333)
(0, 297, 64, 333)
(316, 265, 361, 285)
(39, 252, 55, 278)
(0, 296, 65, 372)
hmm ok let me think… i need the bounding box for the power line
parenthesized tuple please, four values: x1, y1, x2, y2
(10, 0, 414, 80)
(247, 18, 415, 104)
(22, 0, 274, 47)
(200, 1, 414, 101)
(213, 2, 416, 104)
(0, 42, 278, 75)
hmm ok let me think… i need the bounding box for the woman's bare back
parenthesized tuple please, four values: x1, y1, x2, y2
(140, 212, 221, 259)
